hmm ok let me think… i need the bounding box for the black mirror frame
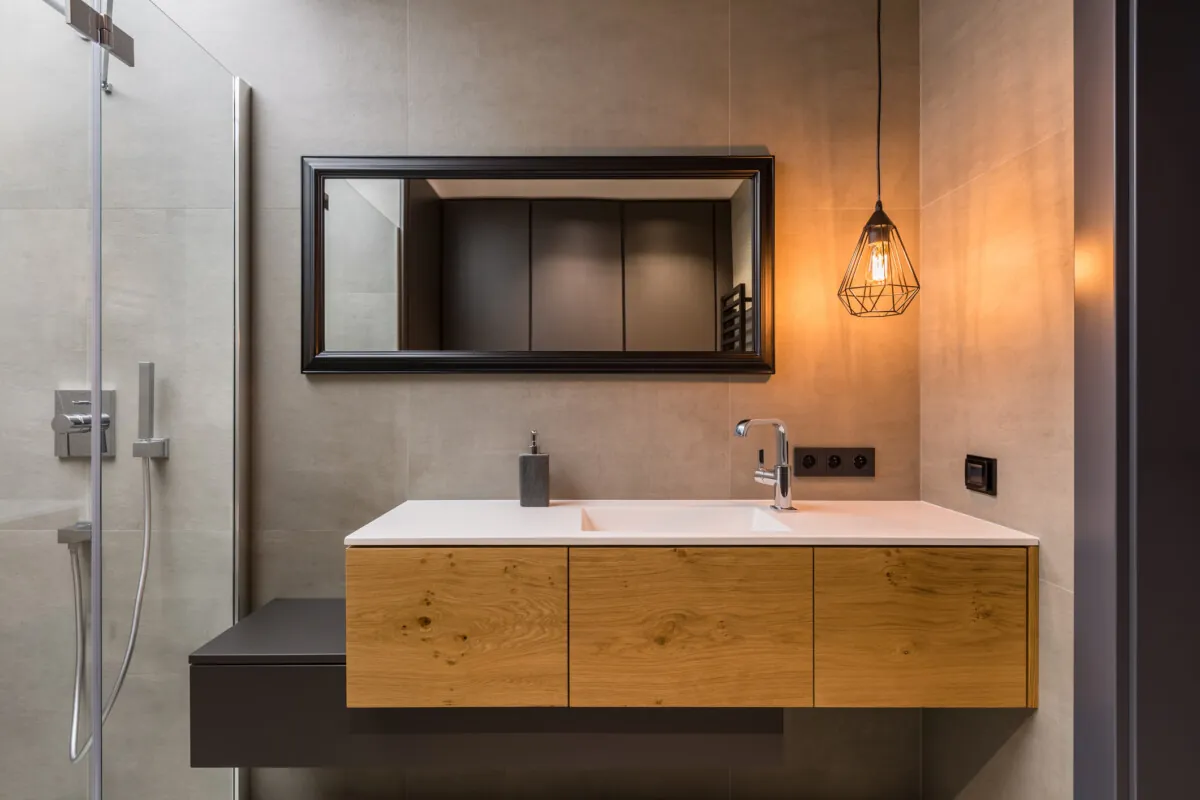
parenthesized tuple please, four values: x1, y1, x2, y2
(302, 155, 775, 374)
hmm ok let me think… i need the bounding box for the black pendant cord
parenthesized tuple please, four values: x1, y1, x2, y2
(875, 0, 882, 207)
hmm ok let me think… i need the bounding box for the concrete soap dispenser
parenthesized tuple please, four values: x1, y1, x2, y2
(519, 430, 550, 507)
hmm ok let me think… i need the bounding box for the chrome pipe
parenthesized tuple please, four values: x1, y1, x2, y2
(88, 32, 104, 798)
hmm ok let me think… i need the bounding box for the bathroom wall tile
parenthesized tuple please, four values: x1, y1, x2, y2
(406, 376, 731, 501)
(407, 0, 729, 155)
(920, 0, 1074, 203)
(99, 0, 234, 211)
(100, 528, 233, 675)
(0, 532, 228, 799)
(923, 582, 1073, 800)
(99, 208, 236, 532)
(0, 531, 89, 800)
(920, 131, 1074, 590)
(0, 210, 90, 531)
(152, 0, 410, 209)
(732, 0, 921, 224)
(252, 210, 409, 533)
(253, 530, 350, 607)
(730, 708, 921, 799)
(730, 212, 920, 501)
(0, 0, 90, 210)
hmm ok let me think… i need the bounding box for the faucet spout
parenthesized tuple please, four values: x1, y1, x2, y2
(733, 418, 793, 511)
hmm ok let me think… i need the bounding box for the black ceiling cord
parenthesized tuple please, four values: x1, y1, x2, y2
(876, 0, 882, 205)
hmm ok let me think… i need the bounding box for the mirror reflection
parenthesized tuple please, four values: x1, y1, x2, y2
(322, 178, 756, 353)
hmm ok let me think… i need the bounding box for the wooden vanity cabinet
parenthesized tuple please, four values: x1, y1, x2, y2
(345, 547, 568, 708)
(568, 547, 814, 707)
(813, 547, 1037, 708)
(345, 544, 1037, 709)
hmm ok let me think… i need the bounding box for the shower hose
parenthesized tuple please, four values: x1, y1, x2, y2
(67, 457, 152, 763)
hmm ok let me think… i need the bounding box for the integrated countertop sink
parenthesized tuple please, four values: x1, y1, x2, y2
(343, 499, 1039, 547)
(579, 505, 789, 535)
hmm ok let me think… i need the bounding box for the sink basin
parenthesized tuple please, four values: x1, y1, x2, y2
(579, 505, 789, 535)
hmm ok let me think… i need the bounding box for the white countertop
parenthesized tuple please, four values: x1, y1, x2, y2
(344, 499, 1039, 547)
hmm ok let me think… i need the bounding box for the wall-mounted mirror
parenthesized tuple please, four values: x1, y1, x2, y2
(302, 156, 774, 373)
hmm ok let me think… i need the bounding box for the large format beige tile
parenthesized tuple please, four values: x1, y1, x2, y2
(923, 581, 1073, 800)
(0, 531, 89, 800)
(100, 209, 236, 532)
(731, 708, 921, 799)
(99, 0, 234, 211)
(920, 0, 1073, 203)
(407, 376, 731, 501)
(732, 0, 920, 225)
(252, 530, 350, 607)
(920, 131, 1074, 589)
(252, 211, 409, 532)
(0, 0, 91, 210)
(0, 210, 90, 531)
(152, 0, 409, 209)
(732, 211, 921, 501)
(408, 0, 729, 154)
(99, 528, 233, 675)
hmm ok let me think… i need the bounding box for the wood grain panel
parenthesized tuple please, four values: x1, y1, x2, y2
(1027, 546, 1039, 708)
(346, 547, 567, 707)
(814, 547, 1028, 707)
(569, 547, 813, 707)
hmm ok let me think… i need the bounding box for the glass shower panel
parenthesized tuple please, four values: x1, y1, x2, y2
(98, 0, 235, 797)
(0, 3, 97, 798)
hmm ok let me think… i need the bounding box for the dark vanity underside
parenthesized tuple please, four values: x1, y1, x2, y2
(189, 599, 783, 768)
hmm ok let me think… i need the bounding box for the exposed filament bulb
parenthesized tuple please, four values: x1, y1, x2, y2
(868, 240, 889, 284)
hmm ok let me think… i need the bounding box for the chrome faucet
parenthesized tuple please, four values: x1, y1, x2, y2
(734, 418, 794, 511)
(52, 399, 111, 455)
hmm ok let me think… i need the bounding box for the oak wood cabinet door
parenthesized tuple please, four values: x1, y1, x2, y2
(568, 547, 814, 707)
(813, 547, 1036, 708)
(346, 547, 568, 708)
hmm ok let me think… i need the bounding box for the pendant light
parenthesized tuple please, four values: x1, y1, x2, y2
(837, 0, 919, 317)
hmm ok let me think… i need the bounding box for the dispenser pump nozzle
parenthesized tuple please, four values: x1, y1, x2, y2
(529, 431, 539, 455)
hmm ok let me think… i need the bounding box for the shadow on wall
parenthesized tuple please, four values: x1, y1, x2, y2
(922, 709, 1033, 800)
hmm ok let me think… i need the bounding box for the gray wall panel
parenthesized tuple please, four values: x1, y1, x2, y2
(624, 202, 718, 351)
(442, 200, 530, 352)
(531, 201, 623, 352)
(402, 178, 443, 350)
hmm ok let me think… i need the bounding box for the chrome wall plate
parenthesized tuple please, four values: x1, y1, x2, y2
(53, 389, 115, 458)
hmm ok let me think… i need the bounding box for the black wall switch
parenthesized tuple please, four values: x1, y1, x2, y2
(965, 454, 997, 495)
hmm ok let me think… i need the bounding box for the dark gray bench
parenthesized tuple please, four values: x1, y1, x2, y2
(190, 598, 784, 768)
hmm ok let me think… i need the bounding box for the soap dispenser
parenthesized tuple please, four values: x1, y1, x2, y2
(519, 431, 550, 507)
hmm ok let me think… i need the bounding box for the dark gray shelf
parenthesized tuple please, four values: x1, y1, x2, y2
(189, 597, 784, 769)
(190, 598, 345, 665)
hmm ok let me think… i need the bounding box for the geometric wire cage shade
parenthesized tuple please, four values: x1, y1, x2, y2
(837, 202, 920, 317)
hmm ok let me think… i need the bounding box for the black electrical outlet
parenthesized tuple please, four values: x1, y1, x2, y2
(793, 447, 876, 477)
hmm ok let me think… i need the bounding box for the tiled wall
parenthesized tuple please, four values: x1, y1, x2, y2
(918, 0, 1075, 797)
(0, 1, 236, 797)
(154, 0, 923, 797)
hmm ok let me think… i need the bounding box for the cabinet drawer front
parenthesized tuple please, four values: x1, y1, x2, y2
(814, 547, 1029, 708)
(346, 547, 567, 708)
(569, 547, 814, 707)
